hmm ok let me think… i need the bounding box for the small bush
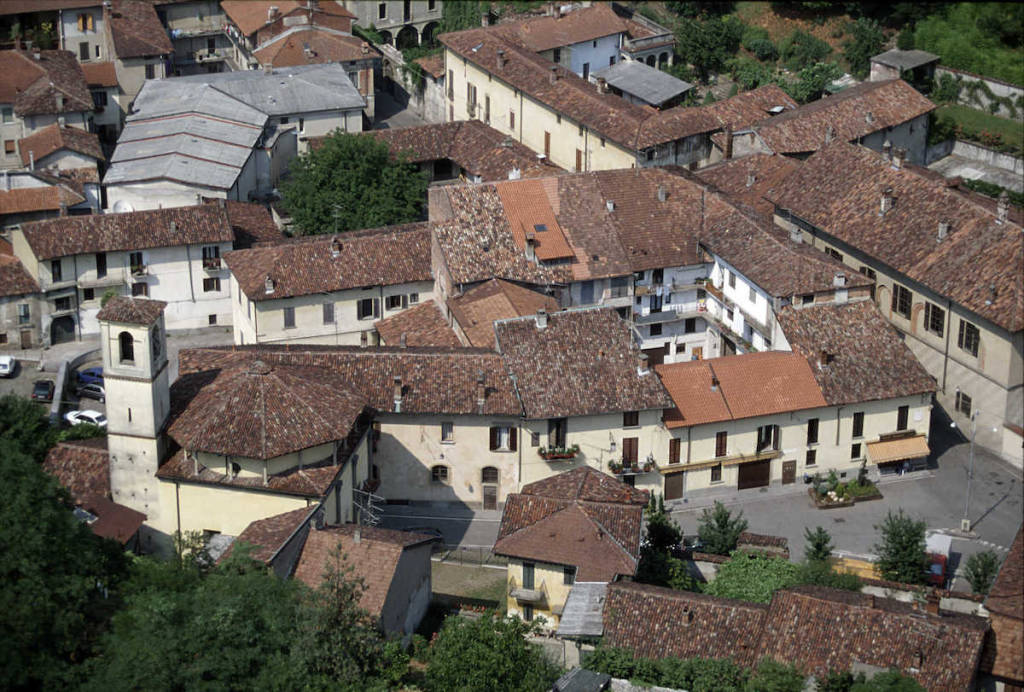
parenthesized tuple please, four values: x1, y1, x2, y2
(964, 550, 1001, 595)
(779, 29, 832, 71)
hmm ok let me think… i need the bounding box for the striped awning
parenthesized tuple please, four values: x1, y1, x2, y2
(867, 435, 930, 464)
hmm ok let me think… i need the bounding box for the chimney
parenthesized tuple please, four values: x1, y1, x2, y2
(263, 61, 273, 75)
(789, 225, 802, 244)
(361, 42, 369, 55)
(606, 199, 615, 212)
(331, 236, 341, 257)
(997, 191, 1009, 224)
(925, 591, 940, 615)
(869, 594, 876, 608)
(597, 77, 608, 93)
(549, 65, 559, 84)
(824, 123, 835, 145)
(882, 139, 892, 161)
(745, 169, 756, 188)
(525, 232, 536, 262)
(637, 352, 649, 376)
(710, 374, 719, 392)
(508, 166, 521, 180)
(937, 220, 950, 241)
(399, 333, 407, 348)
(476, 371, 486, 412)
(56, 92, 64, 112)
(268, 5, 279, 22)
(535, 308, 548, 329)
(865, 110, 875, 125)
(879, 186, 894, 215)
(833, 273, 846, 287)
(392, 375, 403, 413)
(264, 276, 274, 294)
(893, 147, 906, 170)
(818, 349, 834, 367)
(59, 199, 68, 216)
(657, 184, 667, 202)
(360, 330, 368, 348)
(496, 49, 506, 70)
(723, 123, 734, 160)
(29, 150, 35, 171)
(169, 221, 178, 234)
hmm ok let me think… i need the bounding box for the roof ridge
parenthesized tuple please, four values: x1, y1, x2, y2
(577, 502, 639, 566)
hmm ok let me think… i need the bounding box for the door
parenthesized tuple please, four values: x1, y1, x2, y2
(544, 132, 551, 158)
(580, 280, 594, 304)
(483, 485, 497, 510)
(575, 148, 583, 171)
(622, 437, 638, 468)
(782, 460, 796, 485)
(722, 337, 737, 356)
(665, 473, 684, 501)
(643, 346, 665, 367)
(50, 316, 75, 345)
(20, 330, 32, 349)
(737, 460, 771, 490)
(522, 562, 535, 589)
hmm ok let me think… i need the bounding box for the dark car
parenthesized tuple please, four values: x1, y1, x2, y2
(76, 382, 105, 402)
(77, 367, 104, 386)
(31, 379, 55, 402)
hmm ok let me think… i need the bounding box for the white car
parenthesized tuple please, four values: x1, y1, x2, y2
(0, 355, 14, 378)
(64, 410, 108, 428)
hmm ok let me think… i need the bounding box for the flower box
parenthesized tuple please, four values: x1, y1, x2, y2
(538, 445, 579, 461)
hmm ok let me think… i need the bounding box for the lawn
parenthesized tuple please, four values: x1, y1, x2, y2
(934, 104, 1024, 155)
(431, 561, 507, 604)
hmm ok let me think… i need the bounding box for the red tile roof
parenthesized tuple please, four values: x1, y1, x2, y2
(108, 0, 173, 58)
(696, 153, 801, 220)
(19, 124, 103, 165)
(0, 182, 85, 217)
(157, 447, 344, 498)
(494, 178, 574, 261)
(415, 53, 445, 79)
(21, 204, 235, 259)
(500, 3, 626, 52)
(253, 28, 377, 67)
(0, 253, 41, 298)
(0, 49, 93, 116)
(220, 200, 285, 248)
(78, 495, 147, 544)
(222, 1, 355, 37)
(494, 307, 673, 419)
(986, 526, 1023, 621)
(447, 278, 559, 348)
(229, 506, 315, 563)
(374, 299, 462, 348)
(520, 465, 650, 505)
(95, 296, 167, 325)
(80, 61, 118, 88)
(42, 437, 111, 501)
(768, 143, 1024, 331)
(656, 351, 827, 428)
(777, 301, 936, 406)
(225, 223, 432, 301)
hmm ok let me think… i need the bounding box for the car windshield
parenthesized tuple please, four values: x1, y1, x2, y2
(34, 382, 49, 392)
(95, 415, 107, 423)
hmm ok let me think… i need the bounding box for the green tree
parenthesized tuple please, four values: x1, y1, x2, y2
(779, 29, 832, 71)
(842, 18, 885, 79)
(0, 392, 59, 462)
(674, 15, 745, 82)
(783, 61, 842, 103)
(0, 440, 129, 690)
(441, 1, 484, 33)
(804, 525, 834, 562)
(850, 669, 925, 691)
(697, 501, 748, 555)
(282, 132, 428, 235)
(873, 510, 928, 584)
(645, 493, 682, 551)
(913, 4, 1024, 85)
(730, 57, 774, 90)
(795, 559, 862, 591)
(424, 611, 559, 692)
(963, 550, 1001, 595)
(747, 658, 805, 692)
(896, 27, 915, 50)
(704, 552, 801, 603)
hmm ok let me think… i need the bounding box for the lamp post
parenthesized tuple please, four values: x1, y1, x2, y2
(960, 410, 978, 532)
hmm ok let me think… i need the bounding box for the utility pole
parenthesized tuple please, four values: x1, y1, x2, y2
(960, 410, 978, 532)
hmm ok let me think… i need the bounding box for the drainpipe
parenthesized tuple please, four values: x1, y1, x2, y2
(835, 406, 843, 445)
(175, 481, 182, 537)
(72, 254, 82, 340)
(940, 298, 952, 393)
(185, 245, 196, 302)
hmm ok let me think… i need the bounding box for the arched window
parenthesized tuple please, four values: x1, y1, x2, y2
(431, 465, 449, 484)
(118, 331, 134, 363)
(481, 466, 499, 484)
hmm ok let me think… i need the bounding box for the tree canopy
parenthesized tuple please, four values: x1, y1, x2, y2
(873, 510, 928, 584)
(282, 132, 428, 235)
(697, 501, 748, 555)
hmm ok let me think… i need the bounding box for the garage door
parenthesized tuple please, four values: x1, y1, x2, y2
(737, 460, 770, 490)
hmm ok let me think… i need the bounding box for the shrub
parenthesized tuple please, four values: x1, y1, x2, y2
(704, 553, 800, 603)
(873, 510, 928, 585)
(729, 57, 774, 90)
(964, 550, 1001, 595)
(779, 29, 832, 71)
(697, 501, 748, 555)
(804, 526, 834, 562)
(842, 18, 884, 79)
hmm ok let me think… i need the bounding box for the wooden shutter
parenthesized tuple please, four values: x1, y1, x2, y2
(669, 438, 680, 464)
(509, 426, 517, 452)
(372, 298, 380, 318)
(576, 149, 583, 171)
(715, 431, 727, 457)
(87, 13, 94, 30)
(623, 437, 638, 465)
(78, 14, 85, 30)
(489, 426, 499, 451)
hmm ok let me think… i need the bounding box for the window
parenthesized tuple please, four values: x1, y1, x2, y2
(1, 107, 12, 123)
(756, 424, 779, 452)
(509, 110, 515, 129)
(18, 304, 30, 325)
(409, 292, 419, 304)
(609, 56, 616, 66)
(852, 411, 864, 438)
(356, 298, 378, 320)
(50, 260, 63, 282)
(684, 318, 696, 334)
(924, 301, 945, 337)
(95, 252, 106, 278)
(622, 437, 638, 466)
(283, 306, 295, 329)
(548, 418, 567, 448)
(428, 0, 436, 10)
(322, 302, 334, 324)
(0, 333, 5, 345)
(728, 271, 736, 289)
(652, 268, 664, 284)
(749, 286, 757, 303)
(623, 410, 639, 427)
(530, 431, 540, 446)
(806, 449, 817, 466)
(669, 437, 681, 464)
(726, 308, 734, 321)
(801, 293, 814, 305)
(955, 391, 972, 416)
(77, 12, 94, 31)
(563, 566, 576, 585)
(132, 282, 148, 297)
(202, 277, 220, 292)
(482, 466, 499, 483)
(715, 431, 727, 457)
(582, 62, 590, 80)
(431, 465, 449, 483)
(94, 44, 100, 58)
(807, 418, 819, 444)
(851, 443, 861, 459)
(208, 314, 217, 325)
(958, 320, 980, 357)
(489, 425, 517, 451)
(118, 331, 134, 363)
(83, 287, 95, 301)
(522, 604, 534, 621)
(279, 117, 289, 126)
(897, 405, 909, 431)
(54, 296, 72, 312)
(92, 89, 107, 108)
(129, 251, 144, 274)
(378, 2, 386, 19)
(202, 245, 220, 268)
(711, 463, 722, 483)
(826, 247, 843, 262)
(441, 421, 454, 442)
(859, 266, 876, 281)
(467, 83, 477, 107)
(576, 148, 583, 172)
(891, 284, 912, 319)
(650, 323, 662, 337)
(145, 63, 155, 79)
(79, 41, 89, 61)
(385, 294, 404, 311)
(3, 140, 14, 155)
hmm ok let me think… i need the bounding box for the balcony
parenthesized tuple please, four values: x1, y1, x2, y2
(538, 444, 579, 461)
(130, 264, 148, 277)
(508, 575, 546, 603)
(202, 257, 223, 271)
(659, 448, 781, 474)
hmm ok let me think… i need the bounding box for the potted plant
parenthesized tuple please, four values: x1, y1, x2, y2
(609, 460, 623, 474)
(642, 460, 655, 473)
(538, 444, 579, 460)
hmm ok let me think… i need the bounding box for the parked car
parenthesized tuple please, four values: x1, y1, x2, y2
(76, 382, 105, 402)
(77, 367, 104, 386)
(925, 533, 952, 588)
(0, 355, 15, 377)
(31, 379, 55, 402)
(64, 410, 108, 428)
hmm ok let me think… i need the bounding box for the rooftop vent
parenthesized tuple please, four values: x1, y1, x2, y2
(824, 123, 836, 145)
(597, 76, 608, 94)
(746, 169, 756, 188)
(879, 186, 894, 215)
(710, 374, 719, 392)
(937, 220, 950, 241)
(264, 276, 274, 294)
(833, 273, 846, 287)
(476, 371, 486, 412)
(535, 308, 548, 329)
(865, 110, 874, 125)
(392, 375, 403, 413)
(657, 184, 667, 202)
(893, 147, 906, 170)
(882, 139, 892, 160)
(331, 236, 341, 257)
(637, 352, 649, 376)
(525, 232, 536, 262)
(606, 200, 615, 212)
(496, 49, 506, 70)
(508, 166, 521, 180)
(818, 350, 835, 367)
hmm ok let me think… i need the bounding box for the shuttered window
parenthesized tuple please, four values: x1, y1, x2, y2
(669, 438, 681, 464)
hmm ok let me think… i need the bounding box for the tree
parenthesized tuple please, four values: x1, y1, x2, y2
(783, 61, 842, 103)
(424, 612, 559, 692)
(963, 550, 1001, 595)
(697, 501, 748, 555)
(673, 15, 744, 82)
(0, 440, 129, 690)
(873, 510, 928, 584)
(804, 526, 834, 562)
(896, 27, 915, 50)
(747, 658, 805, 692)
(281, 132, 428, 235)
(842, 18, 885, 79)
(0, 392, 59, 462)
(440, 1, 483, 33)
(779, 29, 832, 71)
(704, 552, 801, 603)
(850, 670, 925, 691)
(645, 493, 682, 551)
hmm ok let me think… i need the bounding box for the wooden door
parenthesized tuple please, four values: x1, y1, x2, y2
(575, 148, 583, 171)
(737, 460, 770, 490)
(782, 460, 796, 485)
(544, 132, 551, 158)
(665, 473, 683, 500)
(483, 485, 497, 510)
(20, 330, 32, 349)
(622, 437, 638, 467)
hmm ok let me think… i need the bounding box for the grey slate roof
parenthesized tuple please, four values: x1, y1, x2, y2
(103, 154, 249, 190)
(871, 49, 939, 71)
(593, 60, 692, 106)
(557, 582, 608, 638)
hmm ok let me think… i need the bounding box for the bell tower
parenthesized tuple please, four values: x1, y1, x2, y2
(96, 297, 170, 534)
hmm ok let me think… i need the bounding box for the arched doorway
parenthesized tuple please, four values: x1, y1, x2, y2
(421, 21, 440, 47)
(481, 466, 499, 510)
(396, 25, 419, 50)
(50, 316, 75, 345)
(658, 52, 669, 67)
(379, 29, 393, 46)
(646, 55, 656, 67)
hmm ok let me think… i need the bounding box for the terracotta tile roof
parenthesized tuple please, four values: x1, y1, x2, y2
(777, 301, 936, 406)
(415, 53, 445, 79)
(696, 153, 801, 221)
(21, 204, 235, 259)
(768, 143, 1024, 331)
(520, 465, 649, 505)
(0, 182, 84, 217)
(752, 80, 935, 155)
(95, 296, 167, 325)
(230, 506, 315, 563)
(80, 61, 118, 88)
(656, 351, 827, 428)
(374, 299, 462, 348)
(293, 524, 436, 616)
(108, 0, 173, 58)
(82, 495, 147, 543)
(19, 124, 103, 165)
(42, 437, 111, 501)
(0, 253, 41, 298)
(359, 120, 561, 181)
(219, 200, 285, 248)
(0, 1, 99, 15)
(494, 178, 574, 260)
(253, 28, 377, 67)
(759, 586, 987, 691)
(222, 1, 355, 37)
(603, 581, 769, 667)
(225, 223, 432, 301)
(0, 49, 93, 116)
(157, 447, 343, 497)
(447, 278, 559, 348)
(986, 526, 1023, 621)
(176, 345, 523, 416)
(168, 361, 370, 459)
(494, 307, 673, 419)
(500, 3, 626, 52)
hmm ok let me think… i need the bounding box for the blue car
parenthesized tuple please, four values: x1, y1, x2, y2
(77, 367, 104, 386)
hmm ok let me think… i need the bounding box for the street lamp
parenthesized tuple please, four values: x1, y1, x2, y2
(951, 410, 979, 532)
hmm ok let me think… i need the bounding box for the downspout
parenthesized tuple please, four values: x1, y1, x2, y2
(835, 406, 843, 446)
(519, 91, 523, 144)
(175, 481, 181, 537)
(185, 245, 196, 302)
(940, 298, 952, 393)
(72, 254, 82, 340)
(584, 127, 589, 171)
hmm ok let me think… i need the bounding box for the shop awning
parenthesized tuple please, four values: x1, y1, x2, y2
(867, 435, 930, 464)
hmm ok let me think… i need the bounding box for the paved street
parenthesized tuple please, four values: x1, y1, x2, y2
(372, 89, 428, 130)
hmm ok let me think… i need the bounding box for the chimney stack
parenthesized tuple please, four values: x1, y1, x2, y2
(399, 333, 407, 348)
(723, 123, 734, 160)
(882, 139, 892, 161)
(392, 375, 403, 412)
(597, 76, 608, 93)
(535, 308, 548, 329)
(264, 276, 274, 294)
(169, 221, 177, 233)
(746, 169, 756, 188)
(361, 42, 369, 55)
(710, 374, 719, 391)
(549, 65, 559, 84)
(637, 352, 649, 376)
(496, 49, 506, 70)
(937, 220, 950, 241)
(268, 5, 279, 21)
(865, 111, 875, 125)
(606, 199, 615, 212)
(476, 371, 486, 412)
(55, 93, 64, 111)
(331, 236, 341, 257)
(833, 273, 846, 287)
(263, 61, 273, 75)
(29, 150, 35, 170)
(508, 166, 521, 180)
(879, 186, 894, 215)
(525, 232, 536, 262)
(657, 184, 667, 202)
(824, 123, 835, 145)
(996, 191, 1009, 224)
(893, 147, 906, 170)
(59, 199, 68, 216)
